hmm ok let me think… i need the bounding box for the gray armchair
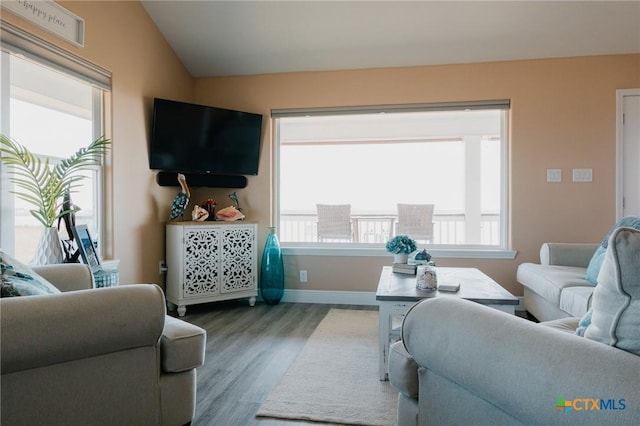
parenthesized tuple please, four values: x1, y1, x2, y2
(1, 264, 206, 426)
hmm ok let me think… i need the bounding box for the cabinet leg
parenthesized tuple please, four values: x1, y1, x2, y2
(167, 302, 177, 312)
(177, 305, 187, 317)
(249, 296, 256, 307)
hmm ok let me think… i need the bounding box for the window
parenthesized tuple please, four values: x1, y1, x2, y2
(274, 101, 510, 253)
(0, 23, 110, 263)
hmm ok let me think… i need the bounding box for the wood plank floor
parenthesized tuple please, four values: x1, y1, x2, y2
(176, 300, 377, 426)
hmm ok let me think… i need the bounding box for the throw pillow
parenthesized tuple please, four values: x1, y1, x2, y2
(583, 227, 640, 355)
(575, 307, 592, 337)
(585, 216, 640, 285)
(0, 249, 61, 297)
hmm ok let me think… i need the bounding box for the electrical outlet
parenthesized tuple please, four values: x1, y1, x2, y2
(159, 260, 167, 275)
(299, 270, 308, 283)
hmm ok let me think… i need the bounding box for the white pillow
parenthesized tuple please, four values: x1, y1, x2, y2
(584, 227, 640, 355)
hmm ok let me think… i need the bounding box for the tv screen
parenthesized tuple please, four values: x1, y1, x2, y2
(149, 98, 263, 175)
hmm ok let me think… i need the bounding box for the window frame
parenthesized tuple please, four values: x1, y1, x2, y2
(272, 101, 515, 259)
(0, 22, 111, 259)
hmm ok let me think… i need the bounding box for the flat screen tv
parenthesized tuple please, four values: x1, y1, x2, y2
(149, 98, 263, 175)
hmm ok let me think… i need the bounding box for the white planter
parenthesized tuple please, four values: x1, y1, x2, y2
(32, 227, 64, 265)
(393, 253, 409, 264)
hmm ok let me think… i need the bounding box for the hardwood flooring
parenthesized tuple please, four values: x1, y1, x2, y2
(176, 301, 376, 426)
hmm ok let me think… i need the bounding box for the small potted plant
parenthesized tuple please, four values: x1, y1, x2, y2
(386, 234, 417, 264)
(0, 135, 111, 264)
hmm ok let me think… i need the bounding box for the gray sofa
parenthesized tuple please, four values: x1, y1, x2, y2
(389, 297, 640, 425)
(1, 264, 206, 426)
(517, 242, 599, 321)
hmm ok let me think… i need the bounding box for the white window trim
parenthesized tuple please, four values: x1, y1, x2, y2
(1, 21, 110, 90)
(282, 246, 517, 259)
(0, 22, 110, 257)
(272, 100, 512, 256)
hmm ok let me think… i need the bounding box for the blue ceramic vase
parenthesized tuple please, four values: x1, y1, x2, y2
(260, 226, 284, 305)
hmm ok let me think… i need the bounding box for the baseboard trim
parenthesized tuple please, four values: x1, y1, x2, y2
(280, 289, 378, 306)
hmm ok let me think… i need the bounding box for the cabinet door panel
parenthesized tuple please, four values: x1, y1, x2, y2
(221, 226, 256, 293)
(183, 228, 220, 297)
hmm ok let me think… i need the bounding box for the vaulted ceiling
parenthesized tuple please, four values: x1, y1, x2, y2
(142, 1, 640, 78)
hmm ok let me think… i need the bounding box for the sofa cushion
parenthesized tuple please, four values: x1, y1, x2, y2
(585, 216, 640, 284)
(584, 227, 640, 355)
(516, 263, 589, 307)
(559, 286, 593, 318)
(540, 317, 580, 334)
(0, 250, 60, 297)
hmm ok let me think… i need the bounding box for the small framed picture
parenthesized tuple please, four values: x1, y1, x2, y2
(72, 225, 101, 273)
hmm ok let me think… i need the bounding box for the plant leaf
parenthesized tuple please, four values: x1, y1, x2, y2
(1, 134, 111, 227)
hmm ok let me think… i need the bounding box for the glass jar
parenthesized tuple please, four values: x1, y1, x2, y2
(416, 263, 438, 290)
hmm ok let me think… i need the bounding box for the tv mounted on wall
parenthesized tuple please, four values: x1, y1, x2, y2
(149, 98, 263, 176)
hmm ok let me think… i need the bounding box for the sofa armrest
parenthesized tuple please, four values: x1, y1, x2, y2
(161, 316, 206, 373)
(401, 298, 640, 425)
(389, 340, 418, 398)
(1, 284, 165, 374)
(539, 242, 599, 267)
(32, 263, 94, 292)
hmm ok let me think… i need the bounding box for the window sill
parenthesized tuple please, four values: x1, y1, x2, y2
(281, 246, 517, 259)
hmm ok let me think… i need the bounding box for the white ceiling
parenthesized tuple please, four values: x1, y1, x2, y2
(141, 1, 640, 78)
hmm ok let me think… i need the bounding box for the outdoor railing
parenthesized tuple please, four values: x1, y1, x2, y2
(279, 212, 500, 246)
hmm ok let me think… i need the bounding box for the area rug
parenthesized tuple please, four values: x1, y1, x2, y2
(256, 309, 398, 425)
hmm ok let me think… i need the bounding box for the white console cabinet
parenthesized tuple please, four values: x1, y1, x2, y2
(165, 221, 258, 316)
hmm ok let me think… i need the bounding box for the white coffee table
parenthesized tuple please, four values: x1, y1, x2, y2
(376, 266, 518, 380)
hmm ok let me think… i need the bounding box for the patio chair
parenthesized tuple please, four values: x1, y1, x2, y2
(396, 204, 435, 242)
(316, 204, 353, 242)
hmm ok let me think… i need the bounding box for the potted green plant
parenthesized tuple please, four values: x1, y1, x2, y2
(385, 234, 417, 264)
(0, 135, 111, 264)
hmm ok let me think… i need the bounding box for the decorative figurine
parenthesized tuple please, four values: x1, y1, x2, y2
(229, 191, 243, 212)
(191, 205, 209, 221)
(170, 173, 190, 220)
(57, 191, 81, 263)
(414, 249, 432, 263)
(202, 198, 216, 221)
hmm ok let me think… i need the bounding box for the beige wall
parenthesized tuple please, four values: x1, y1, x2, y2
(194, 55, 640, 296)
(4, 2, 639, 296)
(3, 1, 194, 286)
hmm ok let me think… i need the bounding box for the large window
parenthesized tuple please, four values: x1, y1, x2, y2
(0, 24, 110, 263)
(274, 101, 510, 253)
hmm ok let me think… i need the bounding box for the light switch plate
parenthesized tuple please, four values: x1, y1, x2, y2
(547, 169, 562, 183)
(573, 168, 593, 182)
